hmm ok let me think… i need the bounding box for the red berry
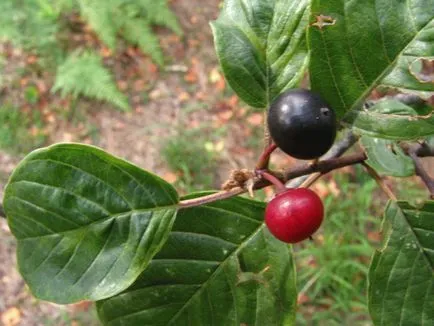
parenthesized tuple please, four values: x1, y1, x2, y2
(265, 188, 324, 243)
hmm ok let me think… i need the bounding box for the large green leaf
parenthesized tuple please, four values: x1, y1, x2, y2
(3, 144, 178, 304)
(360, 136, 415, 177)
(309, 0, 434, 118)
(368, 201, 434, 325)
(97, 194, 297, 325)
(347, 99, 434, 140)
(211, 0, 310, 109)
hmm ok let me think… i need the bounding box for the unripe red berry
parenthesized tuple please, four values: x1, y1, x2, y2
(265, 188, 324, 243)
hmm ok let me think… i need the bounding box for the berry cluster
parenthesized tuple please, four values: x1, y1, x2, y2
(262, 89, 336, 243)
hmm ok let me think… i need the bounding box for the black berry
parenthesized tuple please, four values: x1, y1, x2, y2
(267, 89, 336, 160)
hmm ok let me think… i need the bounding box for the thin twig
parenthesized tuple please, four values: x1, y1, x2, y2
(299, 173, 323, 188)
(409, 151, 434, 199)
(178, 151, 366, 208)
(362, 162, 397, 201)
(255, 143, 278, 170)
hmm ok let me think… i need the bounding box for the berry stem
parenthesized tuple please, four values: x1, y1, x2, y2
(299, 172, 322, 189)
(255, 143, 278, 170)
(257, 170, 286, 192)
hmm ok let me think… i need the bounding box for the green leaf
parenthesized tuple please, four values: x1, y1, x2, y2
(3, 144, 179, 304)
(347, 99, 434, 140)
(53, 51, 131, 112)
(368, 201, 434, 325)
(360, 136, 415, 177)
(211, 0, 310, 109)
(309, 1, 434, 118)
(97, 194, 297, 326)
(382, 20, 434, 93)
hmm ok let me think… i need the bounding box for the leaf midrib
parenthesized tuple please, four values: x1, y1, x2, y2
(14, 204, 178, 241)
(166, 224, 267, 325)
(343, 15, 434, 118)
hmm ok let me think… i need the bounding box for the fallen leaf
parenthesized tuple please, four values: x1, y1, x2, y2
(209, 67, 221, 83)
(216, 75, 226, 91)
(163, 172, 178, 183)
(133, 79, 146, 92)
(311, 182, 329, 199)
(217, 110, 233, 122)
(228, 95, 239, 107)
(190, 15, 198, 24)
(328, 179, 341, 197)
(1, 307, 21, 326)
(184, 68, 198, 83)
(178, 92, 191, 102)
(367, 231, 381, 243)
(247, 113, 263, 126)
(297, 293, 310, 305)
(100, 46, 112, 58)
(117, 80, 128, 91)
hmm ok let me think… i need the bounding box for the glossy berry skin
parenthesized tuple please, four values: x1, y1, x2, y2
(267, 89, 336, 160)
(265, 188, 324, 243)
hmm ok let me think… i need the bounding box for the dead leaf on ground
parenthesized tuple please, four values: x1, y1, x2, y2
(1, 307, 21, 326)
(247, 113, 263, 126)
(178, 91, 191, 102)
(311, 181, 329, 199)
(162, 172, 178, 184)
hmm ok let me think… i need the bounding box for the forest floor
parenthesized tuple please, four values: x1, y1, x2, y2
(0, 1, 433, 325)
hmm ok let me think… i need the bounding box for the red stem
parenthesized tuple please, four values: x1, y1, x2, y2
(255, 143, 278, 170)
(257, 170, 286, 193)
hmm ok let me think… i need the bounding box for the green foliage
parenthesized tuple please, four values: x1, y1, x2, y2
(0, 105, 46, 154)
(3, 143, 179, 303)
(97, 194, 297, 325)
(360, 136, 415, 177)
(53, 51, 131, 111)
(347, 99, 434, 140)
(211, 0, 310, 108)
(309, 0, 434, 118)
(369, 201, 434, 325)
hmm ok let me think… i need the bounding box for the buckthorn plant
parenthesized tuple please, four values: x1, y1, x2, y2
(2, 0, 434, 325)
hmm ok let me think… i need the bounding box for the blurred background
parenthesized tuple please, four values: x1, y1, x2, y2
(0, 1, 431, 325)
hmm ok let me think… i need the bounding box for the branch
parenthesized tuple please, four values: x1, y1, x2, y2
(179, 150, 366, 209)
(286, 129, 358, 188)
(179, 138, 434, 208)
(407, 145, 434, 199)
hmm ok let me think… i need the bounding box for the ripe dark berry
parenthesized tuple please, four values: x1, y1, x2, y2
(267, 89, 336, 160)
(265, 188, 324, 243)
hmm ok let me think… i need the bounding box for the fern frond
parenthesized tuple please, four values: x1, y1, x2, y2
(139, 0, 182, 36)
(121, 18, 164, 66)
(77, 0, 118, 49)
(53, 51, 130, 111)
